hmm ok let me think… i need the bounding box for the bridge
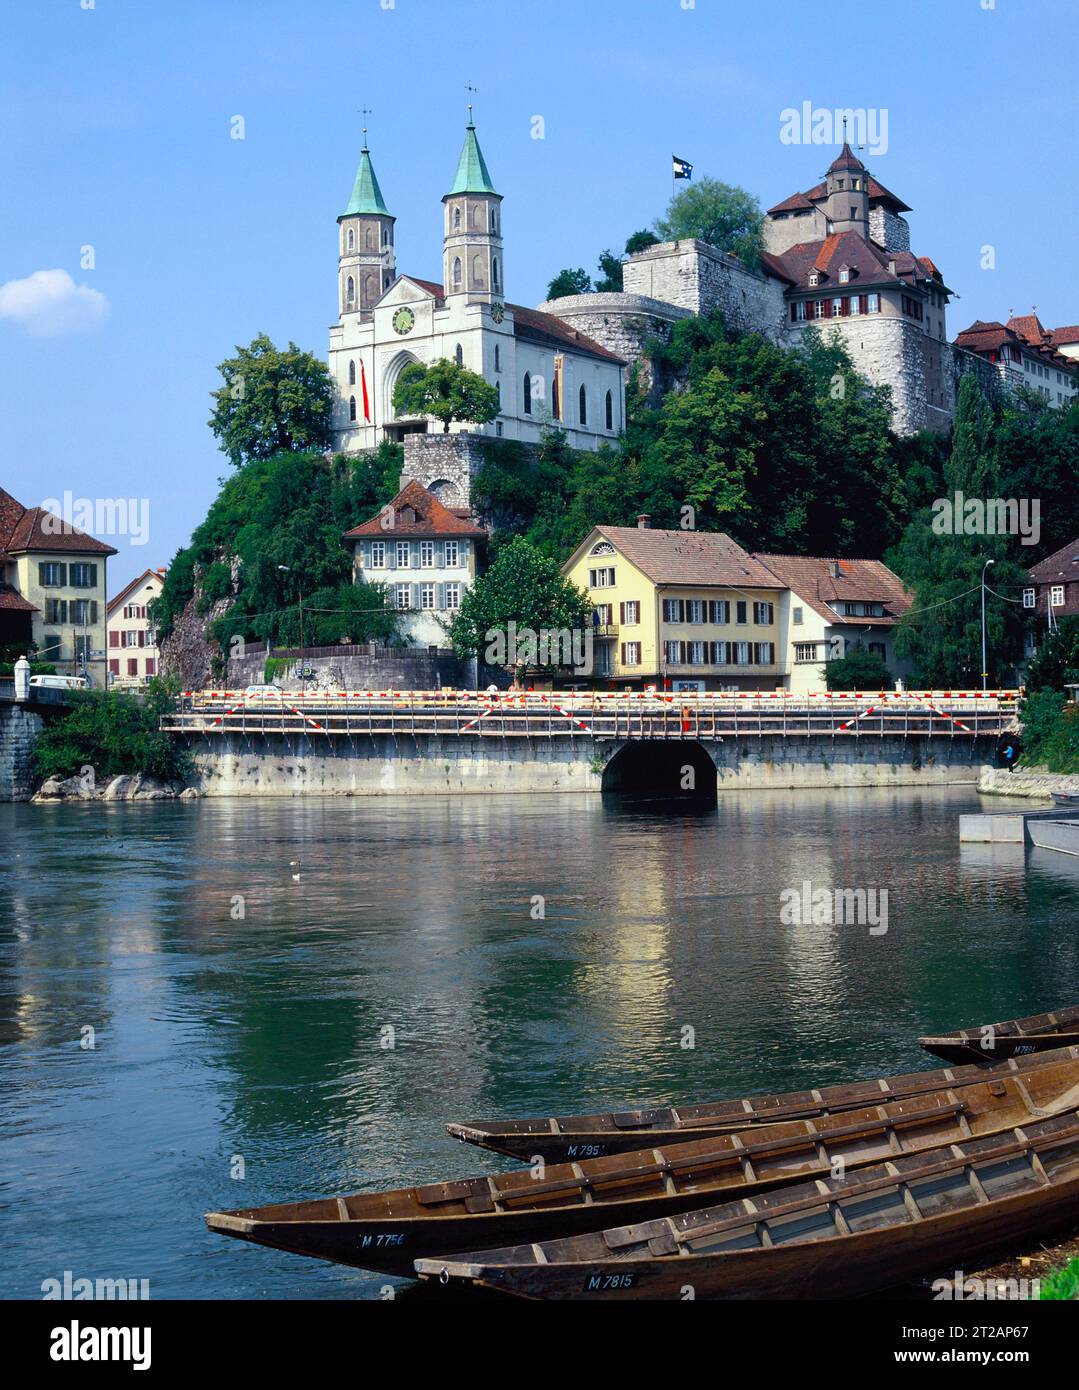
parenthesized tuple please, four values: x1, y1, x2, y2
(164, 688, 1019, 741)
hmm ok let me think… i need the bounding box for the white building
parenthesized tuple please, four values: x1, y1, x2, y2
(755, 554, 914, 694)
(106, 567, 166, 687)
(343, 479, 485, 649)
(328, 118, 626, 455)
(954, 314, 1079, 408)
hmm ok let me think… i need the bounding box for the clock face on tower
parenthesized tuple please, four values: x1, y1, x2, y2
(392, 307, 415, 335)
(490, 302, 505, 324)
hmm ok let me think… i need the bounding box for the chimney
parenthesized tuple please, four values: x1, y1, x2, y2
(636, 513, 651, 529)
(831, 561, 842, 578)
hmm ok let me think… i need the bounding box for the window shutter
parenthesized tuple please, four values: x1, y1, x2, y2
(138, 629, 145, 647)
(89, 564, 97, 586)
(57, 563, 67, 585)
(109, 630, 118, 648)
(619, 602, 625, 623)
(436, 583, 445, 610)
(90, 601, 98, 624)
(412, 584, 421, 610)
(387, 546, 395, 570)
(38, 562, 47, 585)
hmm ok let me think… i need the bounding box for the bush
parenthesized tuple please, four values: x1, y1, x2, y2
(823, 648, 892, 691)
(33, 679, 193, 784)
(1019, 688, 1079, 772)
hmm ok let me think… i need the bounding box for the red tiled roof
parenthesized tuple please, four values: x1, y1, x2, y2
(399, 276, 446, 305)
(0, 487, 116, 556)
(955, 319, 1077, 371)
(1050, 325, 1079, 347)
(828, 142, 865, 174)
(586, 526, 785, 588)
(755, 554, 912, 627)
(0, 583, 37, 613)
(107, 567, 165, 614)
(1007, 314, 1049, 346)
(343, 478, 487, 540)
(767, 174, 911, 217)
(769, 231, 943, 293)
(1029, 539, 1079, 584)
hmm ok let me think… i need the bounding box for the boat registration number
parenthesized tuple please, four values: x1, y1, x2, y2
(583, 1273, 638, 1292)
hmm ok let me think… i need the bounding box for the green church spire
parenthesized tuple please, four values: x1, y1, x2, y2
(447, 113, 499, 197)
(343, 132, 391, 217)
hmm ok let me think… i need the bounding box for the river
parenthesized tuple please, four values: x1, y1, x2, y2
(2, 786, 1077, 1299)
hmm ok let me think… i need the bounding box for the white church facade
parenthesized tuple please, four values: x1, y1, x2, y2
(328, 119, 626, 456)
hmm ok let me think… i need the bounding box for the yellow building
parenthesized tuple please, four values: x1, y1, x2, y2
(0, 486, 117, 685)
(562, 520, 786, 691)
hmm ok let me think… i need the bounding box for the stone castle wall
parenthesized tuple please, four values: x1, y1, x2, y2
(621, 239, 788, 340)
(537, 293, 692, 404)
(868, 208, 911, 253)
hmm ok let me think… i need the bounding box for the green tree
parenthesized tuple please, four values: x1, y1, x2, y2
(391, 358, 500, 433)
(823, 647, 892, 691)
(624, 229, 660, 256)
(449, 537, 592, 664)
(890, 376, 1027, 686)
(546, 267, 592, 299)
(33, 680, 192, 784)
(654, 177, 764, 266)
(208, 334, 335, 467)
(1026, 615, 1079, 693)
(595, 251, 624, 292)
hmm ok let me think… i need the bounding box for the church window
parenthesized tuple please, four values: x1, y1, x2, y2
(472, 254, 484, 285)
(348, 396, 357, 421)
(364, 226, 374, 249)
(455, 343, 463, 367)
(492, 257, 500, 291)
(382, 226, 389, 246)
(453, 257, 462, 289)
(523, 372, 532, 414)
(348, 360, 356, 385)
(494, 343, 501, 371)
(453, 206, 462, 230)
(605, 390, 613, 430)
(347, 228, 354, 251)
(364, 272, 376, 303)
(346, 276, 355, 307)
(495, 380, 501, 409)
(579, 385, 587, 425)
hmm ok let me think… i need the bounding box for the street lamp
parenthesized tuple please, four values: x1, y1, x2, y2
(981, 558, 995, 692)
(277, 566, 305, 679)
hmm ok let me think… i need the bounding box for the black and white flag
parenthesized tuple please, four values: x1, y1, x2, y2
(672, 155, 693, 180)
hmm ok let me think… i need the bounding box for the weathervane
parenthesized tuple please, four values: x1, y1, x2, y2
(358, 105, 373, 149)
(466, 82, 478, 123)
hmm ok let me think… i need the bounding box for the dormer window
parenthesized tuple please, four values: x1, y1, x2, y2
(808, 272, 819, 287)
(839, 268, 850, 284)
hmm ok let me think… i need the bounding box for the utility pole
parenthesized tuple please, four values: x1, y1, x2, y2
(981, 558, 995, 692)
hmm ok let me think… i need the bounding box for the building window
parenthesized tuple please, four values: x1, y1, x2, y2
(579, 384, 587, 425)
(753, 601, 775, 625)
(793, 301, 807, 322)
(621, 600, 639, 624)
(453, 206, 461, 229)
(831, 298, 843, 318)
(868, 642, 885, 659)
(346, 275, 355, 307)
(349, 396, 357, 421)
(494, 343, 501, 371)
(814, 300, 825, 319)
(394, 584, 411, 610)
(496, 380, 501, 409)
(735, 641, 750, 665)
(588, 566, 616, 588)
(809, 272, 819, 287)
(662, 598, 685, 623)
(145, 658, 156, 676)
(444, 541, 459, 567)
(605, 390, 613, 430)
(793, 606, 803, 625)
(419, 541, 434, 567)
(70, 563, 97, 588)
(455, 343, 463, 367)
(735, 600, 748, 625)
(127, 658, 138, 677)
(1051, 585, 1065, 607)
(686, 599, 704, 624)
(839, 269, 849, 283)
(492, 258, 500, 291)
(452, 257, 462, 289)
(850, 296, 861, 316)
(795, 643, 818, 663)
(687, 641, 705, 666)
(711, 641, 729, 665)
(420, 583, 436, 610)
(1022, 588, 1035, 609)
(523, 372, 532, 414)
(755, 642, 775, 665)
(45, 598, 67, 624)
(709, 599, 730, 624)
(665, 641, 681, 666)
(71, 599, 91, 625)
(444, 582, 461, 611)
(39, 562, 62, 587)
(369, 542, 385, 568)
(348, 360, 356, 385)
(867, 293, 880, 313)
(395, 541, 410, 567)
(621, 641, 641, 666)
(347, 228, 354, 251)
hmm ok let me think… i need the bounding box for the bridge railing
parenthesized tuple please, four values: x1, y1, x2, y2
(161, 689, 1020, 740)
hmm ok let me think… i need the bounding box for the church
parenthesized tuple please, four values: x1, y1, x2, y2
(328, 114, 627, 456)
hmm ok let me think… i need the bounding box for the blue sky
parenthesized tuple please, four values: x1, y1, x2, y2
(2, 0, 1076, 592)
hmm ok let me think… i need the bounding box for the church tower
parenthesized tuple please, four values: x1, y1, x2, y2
(822, 141, 870, 239)
(338, 132, 395, 320)
(442, 111, 503, 302)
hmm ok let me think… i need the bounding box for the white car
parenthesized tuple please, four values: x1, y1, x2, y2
(29, 674, 88, 690)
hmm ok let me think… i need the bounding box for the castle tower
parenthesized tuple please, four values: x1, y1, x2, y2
(822, 141, 869, 239)
(442, 111, 503, 302)
(337, 131, 395, 319)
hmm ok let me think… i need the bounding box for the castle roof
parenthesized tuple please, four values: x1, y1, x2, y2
(827, 142, 865, 173)
(0, 486, 117, 557)
(447, 122, 499, 197)
(768, 231, 945, 294)
(578, 526, 784, 589)
(954, 319, 1077, 372)
(1050, 325, 1079, 347)
(767, 174, 911, 217)
(1007, 313, 1050, 346)
(343, 479, 486, 541)
(342, 142, 392, 218)
(755, 554, 911, 627)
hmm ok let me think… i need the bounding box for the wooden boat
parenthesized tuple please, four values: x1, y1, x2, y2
(205, 1048, 1079, 1277)
(447, 1045, 1079, 1162)
(416, 1108, 1079, 1299)
(1050, 791, 1079, 807)
(920, 1004, 1079, 1065)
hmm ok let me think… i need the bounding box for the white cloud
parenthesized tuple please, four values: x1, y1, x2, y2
(0, 269, 109, 337)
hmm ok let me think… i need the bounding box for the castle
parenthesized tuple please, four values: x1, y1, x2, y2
(327, 119, 1061, 488)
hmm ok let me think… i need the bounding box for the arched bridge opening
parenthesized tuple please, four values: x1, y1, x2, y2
(601, 740, 718, 798)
